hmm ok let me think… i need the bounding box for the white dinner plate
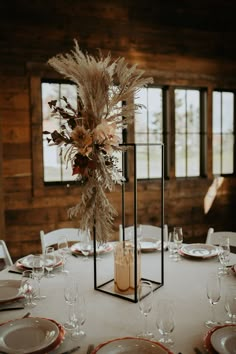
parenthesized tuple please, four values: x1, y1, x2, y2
(140, 239, 168, 252)
(0, 280, 21, 303)
(0, 317, 60, 354)
(17, 254, 62, 269)
(71, 242, 113, 256)
(92, 337, 173, 353)
(210, 325, 236, 354)
(180, 243, 218, 258)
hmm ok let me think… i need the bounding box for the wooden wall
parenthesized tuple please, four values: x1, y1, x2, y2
(1, 0, 236, 260)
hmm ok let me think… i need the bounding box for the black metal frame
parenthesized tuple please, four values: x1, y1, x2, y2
(93, 143, 164, 303)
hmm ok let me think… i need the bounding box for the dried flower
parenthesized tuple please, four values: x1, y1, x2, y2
(44, 40, 153, 242)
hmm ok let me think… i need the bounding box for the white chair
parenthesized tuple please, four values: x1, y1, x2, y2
(40, 228, 80, 253)
(119, 224, 168, 243)
(206, 228, 236, 247)
(0, 240, 13, 267)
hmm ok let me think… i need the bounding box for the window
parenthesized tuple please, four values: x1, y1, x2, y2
(134, 87, 163, 179)
(175, 89, 200, 177)
(42, 81, 125, 184)
(212, 91, 234, 175)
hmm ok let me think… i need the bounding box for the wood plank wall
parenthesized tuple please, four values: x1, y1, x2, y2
(0, 0, 236, 260)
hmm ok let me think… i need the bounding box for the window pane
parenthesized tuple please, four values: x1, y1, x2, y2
(42, 82, 77, 182)
(135, 87, 163, 179)
(175, 89, 200, 177)
(212, 91, 234, 175)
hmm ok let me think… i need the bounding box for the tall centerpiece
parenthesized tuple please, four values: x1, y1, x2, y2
(43, 40, 153, 245)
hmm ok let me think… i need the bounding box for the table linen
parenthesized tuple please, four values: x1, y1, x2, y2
(0, 244, 236, 354)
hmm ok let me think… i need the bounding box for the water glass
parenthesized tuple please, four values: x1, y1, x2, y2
(168, 232, 178, 260)
(156, 298, 175, 347)
(71, 295, 87, 340)
(205, 272, 221, 328)
(44, 246, 56, 278)
(173, 227, 183, 255)
(79, 230, 92, 261)
(32, 254, 46, 300)
(21, 270, 37, 307)
(218, 237, 230, 276)
(137, 280, 154, 339)
(224, 287, 236, 324)
(58, 236, 69, 273)
(64, 274, 79, 331)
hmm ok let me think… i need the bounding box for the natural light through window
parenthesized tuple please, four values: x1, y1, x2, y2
(175, 89, 200, 177)
(134, 87, 163, 179)
(212, 91, 234, 175)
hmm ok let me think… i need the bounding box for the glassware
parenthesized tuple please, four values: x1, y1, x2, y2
(168, 232, 178, 260)
(205, 272, 221, 328)
(71, 295, 87, 340)
(21, 270, 37, 307)
(218, 237, 230, 276)
(44, 246, 56, 278)
(80, 230, 92, 261)
(64, 274, 78, 331)
(58, 236, 69, 273)
(156, 298, 175, 347)
(137, 280, 154, 339)
(224, 287, 236, 324)
(173, 227, 183, 260)
(32, 255, 46, 300)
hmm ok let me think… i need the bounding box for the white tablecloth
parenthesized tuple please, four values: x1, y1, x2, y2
(1, 244, 236, 354)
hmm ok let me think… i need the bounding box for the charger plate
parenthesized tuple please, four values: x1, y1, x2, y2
(0, 280, 22, 303)
(211, 325, 236, 354)
(140, 239, 168, 252)
(0, 317, 64, 354)
(180, 243, 218, 259)
(92, 337, 174, 354)
(204, 324, 236, 354)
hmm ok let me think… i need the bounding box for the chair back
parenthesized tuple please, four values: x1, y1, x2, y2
(119, 224, 168, 242)
(40, 228, 80, 253)
(0, 240, 13, 267)
(206, 228, 236, 247)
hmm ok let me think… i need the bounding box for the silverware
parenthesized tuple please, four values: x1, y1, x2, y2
(87, 344, 94, 354)
(8, 270, 23, 275)
(22, 311, 31, 318)
(60, 345, 80, 354)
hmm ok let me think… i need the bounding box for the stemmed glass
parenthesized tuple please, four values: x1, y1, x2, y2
(71, 295, 87, 340)
(80, 230, 92, 261)
(21, 270, 37, 308)
(224, 287, 236, 324)
(58, 236, 69, 273)
(205, 272, 221, 328)
(32, 254, 46, 300)
(173, 226, 183, 261)
(137, 280, 154, 339)
(44, 246, 56, 278)
(218, 237, 230, 276)
(64, 274, 79, 331)
(168, 232, 178, 261)
(156, 298, 175, 347)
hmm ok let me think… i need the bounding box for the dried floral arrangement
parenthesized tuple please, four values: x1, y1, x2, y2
(43, 40, 153, 242)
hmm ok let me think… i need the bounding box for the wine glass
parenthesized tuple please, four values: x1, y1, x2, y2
(218, 237, 230, 276)
(137, 280, 154, 339)
(205, 272, 221, 328)
(32, 254, 46, 300)
(71, 295, 87, 340)
(44, 246, 56, 278)
(173, 227, 183, 261)
(224, 287, 236, 324)
(156, 298, 175, 347)
(58, 236, 69, 273)
(21, 270, 37, 308)
(168, 232, 178, 260)
(64, 274, 79, 331)
(80, 230, 92, 261)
